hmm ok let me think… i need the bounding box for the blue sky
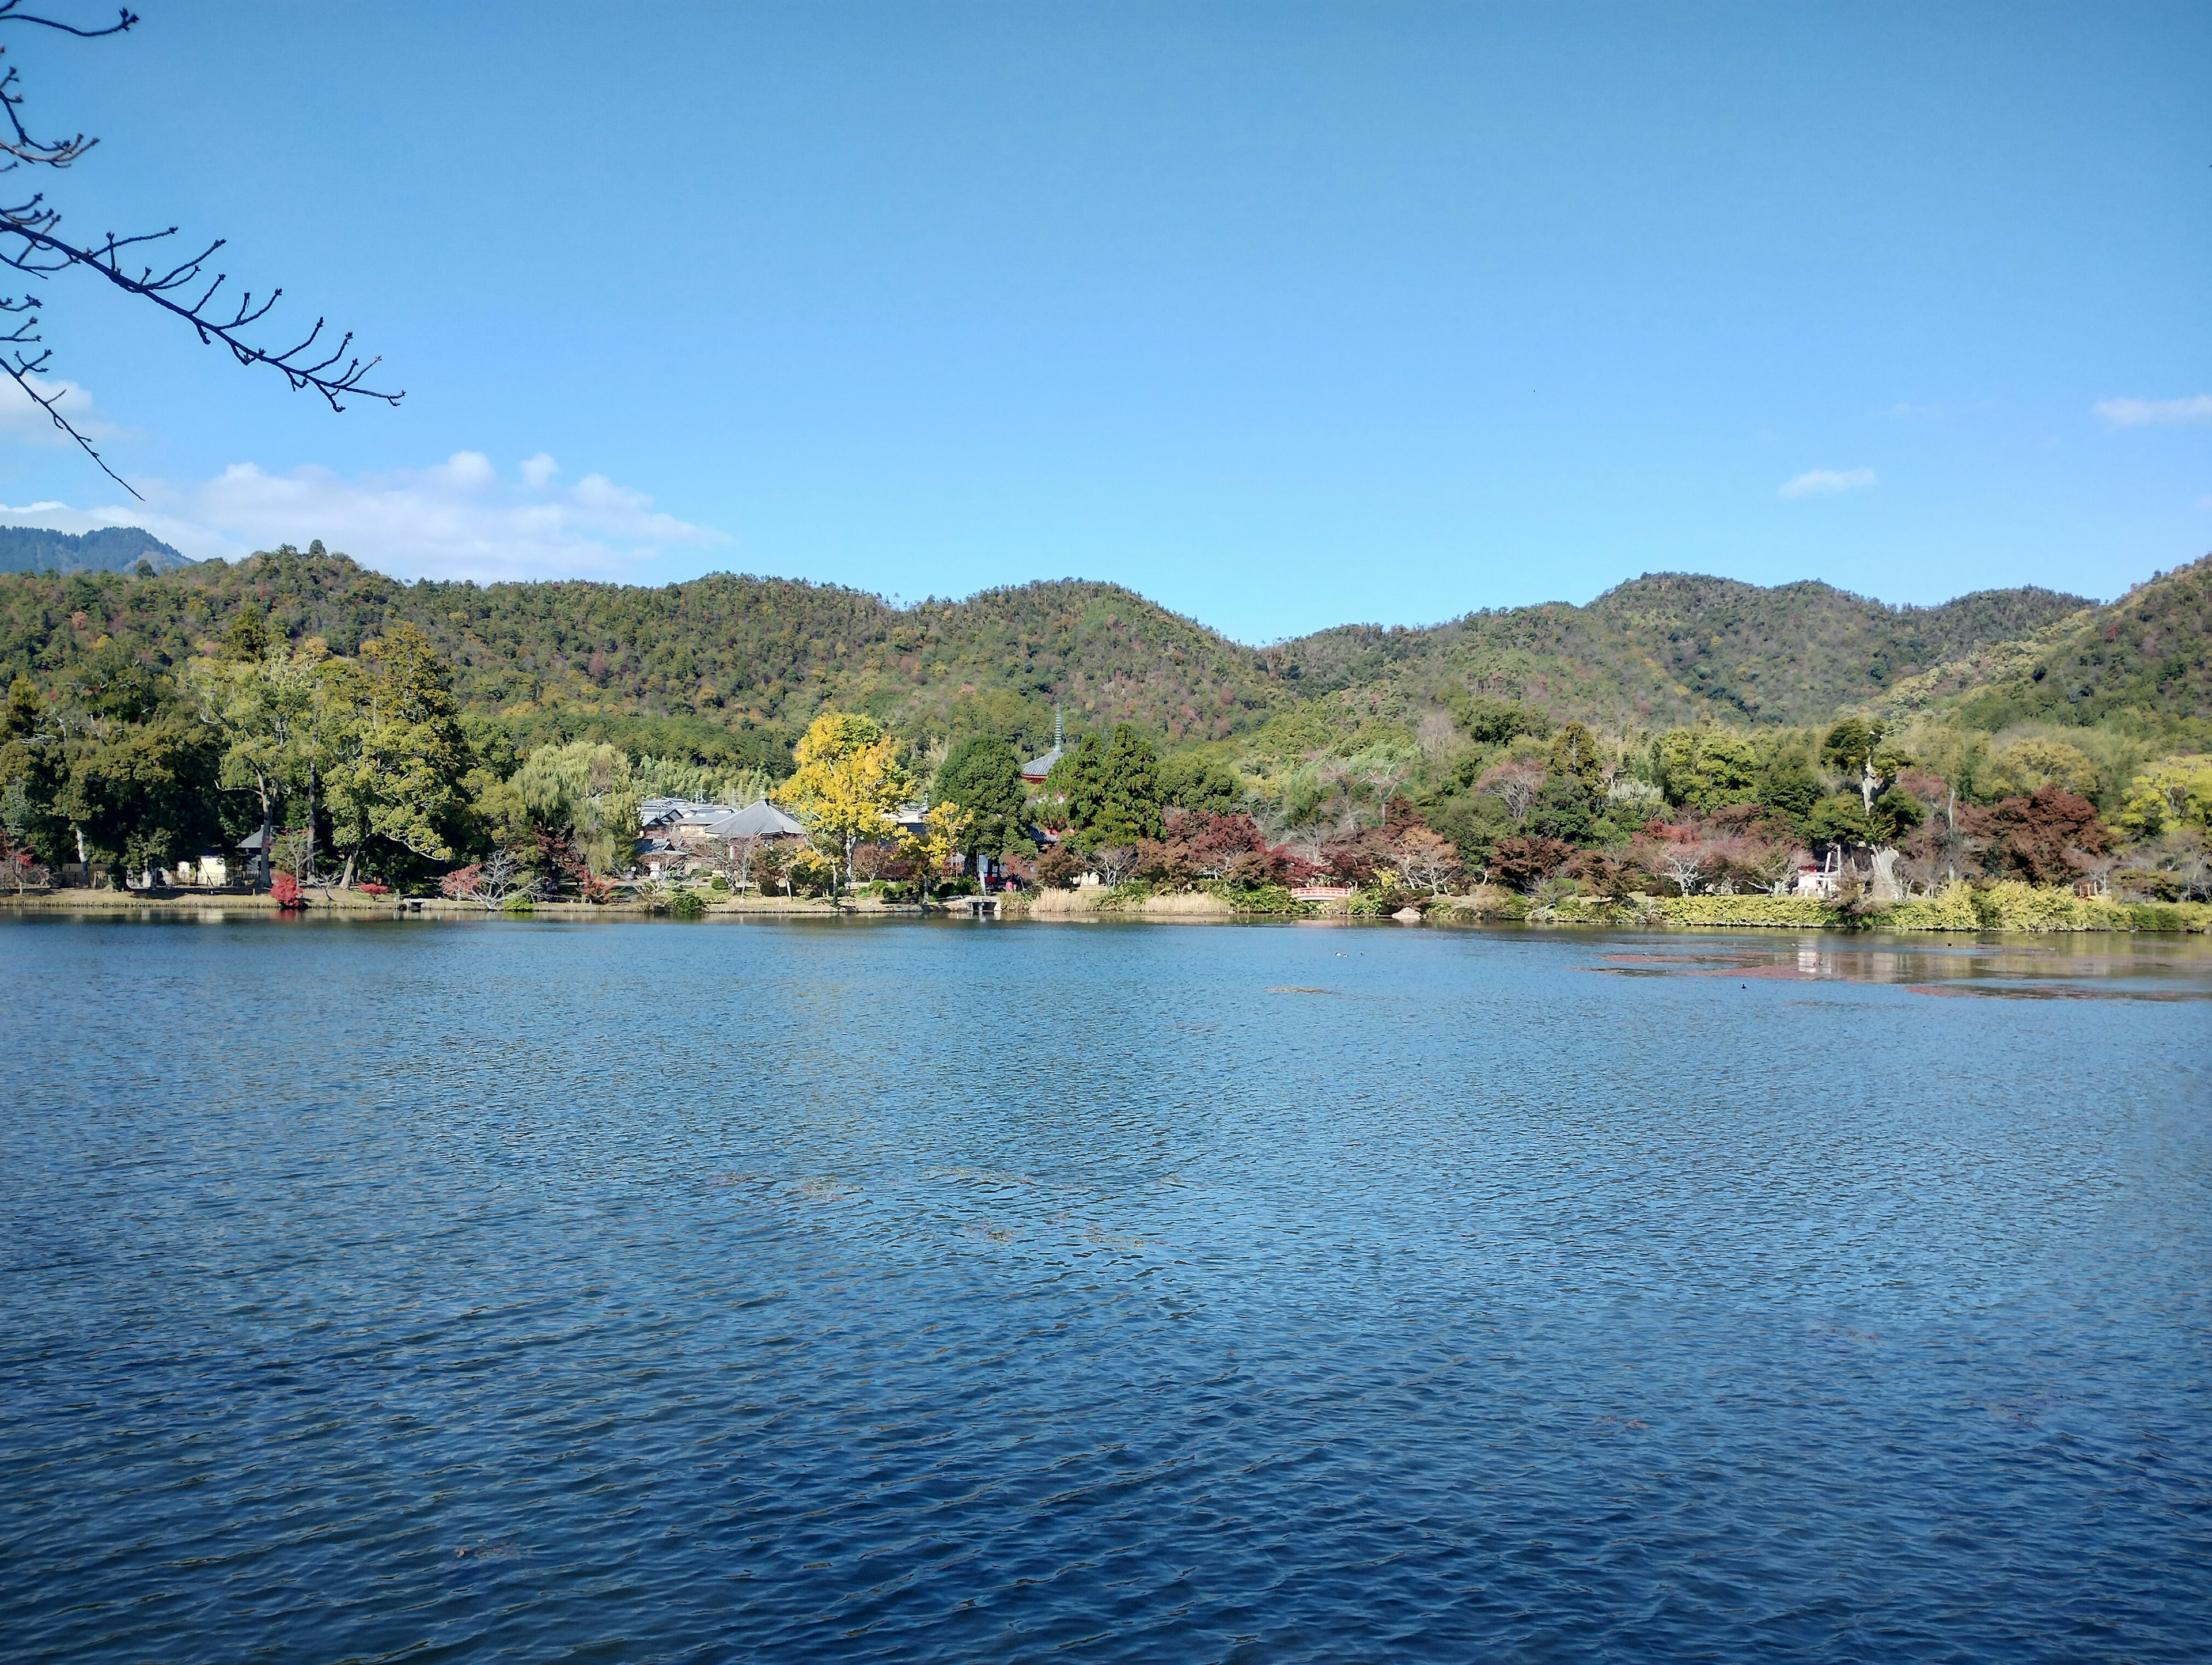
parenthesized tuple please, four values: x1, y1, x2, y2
(2, 1, 2206, 640)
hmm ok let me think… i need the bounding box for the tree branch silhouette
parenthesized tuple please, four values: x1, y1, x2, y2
(0, 3, 400, 497)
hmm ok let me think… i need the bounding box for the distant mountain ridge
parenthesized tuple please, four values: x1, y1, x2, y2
(1263, 571, 2094, 727)
(2, 546, 2200, 764)
(0, 524, 193, 576)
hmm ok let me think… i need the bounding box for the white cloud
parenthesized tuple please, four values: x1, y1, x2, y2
(1778, 467, 1877, 499)
(1, 450, 726, 580)
(0, 373, 120, 445)
(2093, 394, 2212, 427)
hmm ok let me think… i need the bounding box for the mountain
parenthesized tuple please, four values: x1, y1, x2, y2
(1884, 553, 2212, 734)
(1264, 572, 2093, 728)
(0, 549, 1287, 763)
(0, 524, 194, 576)
(4, 546, 2194, 771)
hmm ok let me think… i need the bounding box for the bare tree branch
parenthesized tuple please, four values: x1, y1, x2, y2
(0, 6, 397, 490)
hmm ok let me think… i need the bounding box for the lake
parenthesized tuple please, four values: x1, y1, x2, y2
(4, 914, 2209, 1662)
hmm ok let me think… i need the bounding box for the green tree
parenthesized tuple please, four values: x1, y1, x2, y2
(191, 642, 326, 885)
(328, 623, 474, 884)
(1756, 754, 1823, 826)
(933, 734, 1026, 873)
(507, 741, 642, 881)
(0, 677, 69, 863)
(55, 711, 223, 881)
(1547, 721, 1605, 798)
(1091, 724, 1164, 845)
(1052, 731, 1109, 834)
(1158, 750, 1242, 813)
(1656, 729, 1760, 814)
(2118, 754, 2212, 837)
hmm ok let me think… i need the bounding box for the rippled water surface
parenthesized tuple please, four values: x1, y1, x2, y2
(5, 915, 2209, 1662)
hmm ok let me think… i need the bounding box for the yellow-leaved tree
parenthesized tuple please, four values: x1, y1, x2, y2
(2118, 754, 2212, 837)
(782, 712, 912, 891)
(898, 801, 971, 903)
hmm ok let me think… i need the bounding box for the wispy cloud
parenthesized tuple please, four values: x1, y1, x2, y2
(0, 451, 726, 581)
(2093, 394, 2212, 427)
(1778, 467, 1877, 499)
(0, 373, 120, 446)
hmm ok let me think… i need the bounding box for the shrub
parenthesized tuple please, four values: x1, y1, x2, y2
(1034, 844, 1082, 889)
(667, 889, 706, 920)
(1211, 882, 1310, 915)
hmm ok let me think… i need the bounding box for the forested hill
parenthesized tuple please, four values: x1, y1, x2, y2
(0, 524, 194, 576)
(1881, 553, 2212, 731)
(2, 544, 2191, 770)
(0, 549, 1286, 764)
(1265, 572, 2092, 727)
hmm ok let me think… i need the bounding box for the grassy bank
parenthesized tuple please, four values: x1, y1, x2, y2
(1427, 881, 2212, 932)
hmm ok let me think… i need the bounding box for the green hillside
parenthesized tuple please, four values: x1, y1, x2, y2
(1267, 572, 2092, 728)
(1934, 555, 2212, 735)
(0, 548, 1289, 766)
(3, 544, 2194, 776)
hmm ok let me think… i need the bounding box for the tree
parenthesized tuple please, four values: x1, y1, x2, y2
(0, 9, 399, 495)
(1060, 724, 1163, 848)
(1756, 754, 1824, 826)
(1821, 716, 1908, 814)
(440, 852, 538, 911)
(2117, 754, 2212, 838)
(1986, 737, 2103, 802)
(1656, 729, 1760, 814)
(896, 801, 968, 902)
(191, 640, 324, 888)
(1088, 843, 1140, 887)
(1158, 751, 1241, 813)
(1969, 787, 2113, 886)
(933, 734, 1024, 874)
(1051, 731, 1109, 834)
(1391, 825, 1460, 894)
(1475, 758, 1545, 826)
(703, 833, 765, 892)
(1452, 695, 1550, 746)
(1488, 835, 1575, 892)
(1033, 842, 1081, 888)
(0, 820, 46, 892)
(509, 741, 639, 882)
(0, 674, 67, 862)
(783, 711, 911, 889)
(1547, 721, 1605, 799)
(1526, 771, 1597, 844)
(55, 708, 222, 881)
(327, 623, 474, 884)
(753, 838, 794, 897)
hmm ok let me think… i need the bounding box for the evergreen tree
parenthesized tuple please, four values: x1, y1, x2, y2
(1093, 724, 1164, 845)
(330, 623, 475, 881)
(933, 734, 1025, 867)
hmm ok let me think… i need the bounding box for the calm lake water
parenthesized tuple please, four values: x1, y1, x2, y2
(5, 915, 2209, 1662)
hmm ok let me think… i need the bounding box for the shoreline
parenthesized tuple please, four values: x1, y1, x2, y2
(3, 885, 2207, 934)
